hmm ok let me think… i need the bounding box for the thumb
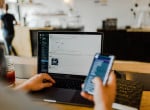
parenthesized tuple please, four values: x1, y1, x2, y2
(42, 83, 53, 88)
(93, 77, 103, 102)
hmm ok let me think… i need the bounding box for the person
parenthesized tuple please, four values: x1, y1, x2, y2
(0, 47, 56, 110)
(16, 72, 116, 110)
(0, 3, 17, 55)
(0, 47, 116, 110)
(81, 71, 116, 110)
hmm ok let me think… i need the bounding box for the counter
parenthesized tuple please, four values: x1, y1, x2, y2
(97, 28, 150, 62)
(12, 25, 84, 57)
(127, 28, 150, 32)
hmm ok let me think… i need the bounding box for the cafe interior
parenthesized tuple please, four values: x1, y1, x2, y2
(0, 0, 150, 110)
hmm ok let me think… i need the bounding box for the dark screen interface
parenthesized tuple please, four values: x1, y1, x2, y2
(38, 33, 49, 73)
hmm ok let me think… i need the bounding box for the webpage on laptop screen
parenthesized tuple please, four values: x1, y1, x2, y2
(38, 33, 102, 76)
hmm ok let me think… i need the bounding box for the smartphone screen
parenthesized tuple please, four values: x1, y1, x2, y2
(83, 53, 114, 95)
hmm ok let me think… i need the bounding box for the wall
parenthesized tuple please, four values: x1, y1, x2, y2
(6, 0, 150, 31)
(0, 0, 4, 8)
(74, 0, 134, 31)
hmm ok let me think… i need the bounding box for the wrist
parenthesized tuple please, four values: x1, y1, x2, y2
(95, 103, 112, 110)
(15, 81, 31, 92)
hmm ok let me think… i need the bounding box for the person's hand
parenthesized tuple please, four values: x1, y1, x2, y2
(81, 71, 116, 110)
(15, 73, 55, 92)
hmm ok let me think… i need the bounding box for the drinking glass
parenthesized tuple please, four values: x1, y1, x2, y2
(6, 58, 15, 86)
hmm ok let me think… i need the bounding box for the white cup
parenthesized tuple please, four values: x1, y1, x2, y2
(14, 64, 37, 79)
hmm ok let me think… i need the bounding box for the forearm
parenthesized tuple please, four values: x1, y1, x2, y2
(94, 103, 112, 110)
(94, 100, 112, 110)
(14, 82, 31, 92)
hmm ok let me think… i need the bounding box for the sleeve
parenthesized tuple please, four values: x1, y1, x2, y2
(0, 85, 55, 110)
(12, 14, 16, 21)
(0, 15, 3, 20)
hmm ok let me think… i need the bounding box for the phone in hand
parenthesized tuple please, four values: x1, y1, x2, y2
(83, 53, 115, 95)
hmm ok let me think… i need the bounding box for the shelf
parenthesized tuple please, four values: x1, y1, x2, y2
(18, 2, 43, 6)
(33, 12, 67, 16)
(7, 2, 43, 6)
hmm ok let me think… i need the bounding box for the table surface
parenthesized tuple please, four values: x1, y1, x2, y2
(16, 78, 150, 110)
(10, 56, 150, 110)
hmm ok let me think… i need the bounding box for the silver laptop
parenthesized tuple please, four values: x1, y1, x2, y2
(30, 32, 103, 106)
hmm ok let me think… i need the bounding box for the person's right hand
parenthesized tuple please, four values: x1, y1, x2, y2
(15, 73, 55, 92)
(81, 71, 116, 110)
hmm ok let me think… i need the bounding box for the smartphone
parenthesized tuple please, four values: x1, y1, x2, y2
(83, 53, 115, 95)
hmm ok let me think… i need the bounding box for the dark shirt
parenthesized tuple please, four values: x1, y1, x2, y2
(0, 13, 16, 35)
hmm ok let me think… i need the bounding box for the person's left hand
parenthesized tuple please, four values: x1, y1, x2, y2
(15, 73, 55, 92)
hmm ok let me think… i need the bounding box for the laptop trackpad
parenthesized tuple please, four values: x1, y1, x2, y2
(44, 87, 76, 102)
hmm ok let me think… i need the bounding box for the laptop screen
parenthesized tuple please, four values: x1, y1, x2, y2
(38, 32, 103, 76)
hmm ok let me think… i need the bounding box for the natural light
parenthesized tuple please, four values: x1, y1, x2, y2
(0, 29, 4, 41)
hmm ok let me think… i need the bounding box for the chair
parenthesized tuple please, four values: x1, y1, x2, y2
(0, 29, 9, 55)
(0, 40, 9, 55)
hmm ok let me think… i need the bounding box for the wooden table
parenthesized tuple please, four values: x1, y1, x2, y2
(41, 91, 150, 110)
(17, 78, 150, 110)
(10, 56, 150, 110)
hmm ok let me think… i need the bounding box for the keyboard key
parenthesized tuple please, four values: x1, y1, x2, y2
(53, 78, 84, 90)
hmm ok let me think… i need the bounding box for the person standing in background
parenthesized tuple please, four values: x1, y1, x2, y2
(0, 3, 17, 55)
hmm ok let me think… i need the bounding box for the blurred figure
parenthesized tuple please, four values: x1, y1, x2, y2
(0, 3, 17, 55)
(0, 46, 116, 110)
(0, 47, 55, 92)
(0, 47, 56, 110)
(0, 46, 55, 92)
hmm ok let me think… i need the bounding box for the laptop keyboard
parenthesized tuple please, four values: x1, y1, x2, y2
(115, 79, 143, 109)
(53, 77, 84, 90)
(52, 76, 143, 109)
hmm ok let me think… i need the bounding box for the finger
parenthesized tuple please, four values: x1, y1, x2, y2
(107, 71, 116, 99)
(48, 75, 56, 83)
(80, 91, 93, 101)
(93, 77, 103, 95)
(42, 83, 53, 88)
(93, 77, 103, 87)
(41, 73, 56, 83)
(81, 83, 84, 89)
(107, 71, 116, 89)
(93, 77, 105, 105)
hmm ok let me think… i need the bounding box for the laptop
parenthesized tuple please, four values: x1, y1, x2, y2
(29, 31, 103, 106)
(29, 31, 143, 110)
